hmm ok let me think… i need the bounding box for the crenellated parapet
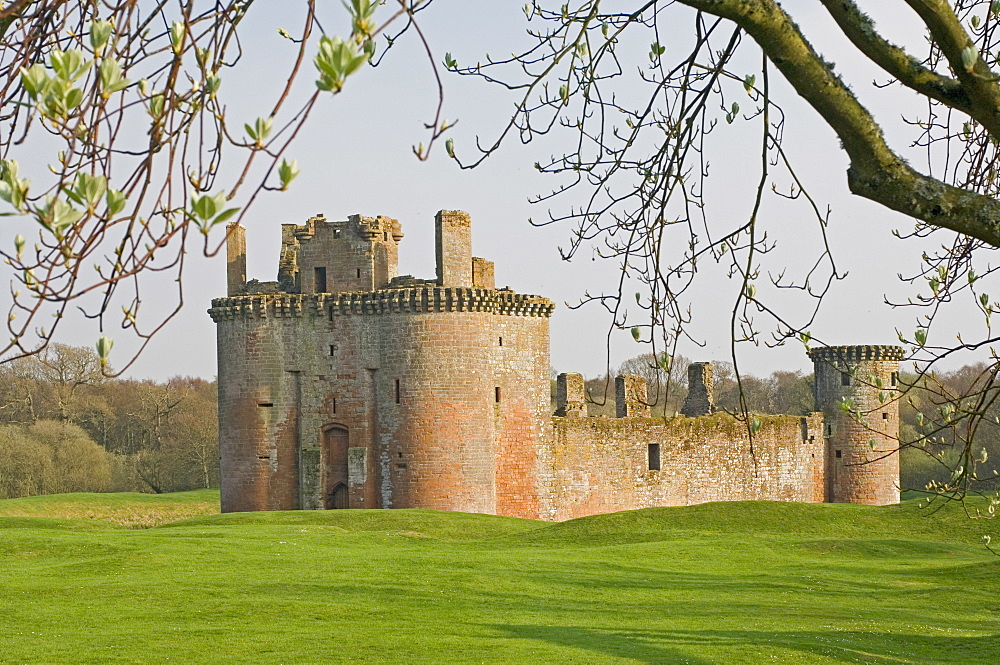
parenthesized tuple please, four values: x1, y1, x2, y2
(807, 345, 905, 363)
(209, 287, 555, 321)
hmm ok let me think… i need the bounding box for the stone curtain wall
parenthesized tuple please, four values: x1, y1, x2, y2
(544, 412, 825, 520)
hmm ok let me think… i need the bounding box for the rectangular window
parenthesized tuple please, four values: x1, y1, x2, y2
(356, 268, 362, 279)
(835, 450, 842, 459)
(495, 387, 502, 403)
(882, 412, 889, 420)
(314, 266, 327, 293)
(648, 444, 661, 471)
(329, 344, 336, 356)
(394, 379, 401, 404)
(891, 371, 898, 387)
(841, 372, 850, 386)
(332, 398, 337, 415)
(499, 336, 503, 347)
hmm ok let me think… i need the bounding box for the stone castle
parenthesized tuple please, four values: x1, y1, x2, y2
(209, 210, 902, 519)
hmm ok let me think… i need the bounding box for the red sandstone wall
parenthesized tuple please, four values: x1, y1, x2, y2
(544, 413, 825, 521)
(811, 349, 901, 506)
(215, 308, 301, 512)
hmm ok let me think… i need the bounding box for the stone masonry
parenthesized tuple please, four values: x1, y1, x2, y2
(210, 210, 902, 518)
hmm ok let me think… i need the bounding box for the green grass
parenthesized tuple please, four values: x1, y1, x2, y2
(1, 493, 998, 664)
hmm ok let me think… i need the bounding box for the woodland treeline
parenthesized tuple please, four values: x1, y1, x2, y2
(577, 354, 1000, 495)
(0, 344, 217, 499)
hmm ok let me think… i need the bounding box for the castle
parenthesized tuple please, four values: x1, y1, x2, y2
(209, 210, 902, 519)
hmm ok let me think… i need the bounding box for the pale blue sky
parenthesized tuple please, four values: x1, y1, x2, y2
(8, 2, 988, 381)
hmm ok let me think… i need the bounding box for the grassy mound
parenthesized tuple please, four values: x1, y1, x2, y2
(1, 493, 998, 664)
(0, 488, 219, 528)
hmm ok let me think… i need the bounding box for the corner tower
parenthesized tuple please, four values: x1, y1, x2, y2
(808, 345, 904, 505)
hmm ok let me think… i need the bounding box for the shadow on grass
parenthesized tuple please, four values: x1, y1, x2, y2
(490, 624, 1000, 664)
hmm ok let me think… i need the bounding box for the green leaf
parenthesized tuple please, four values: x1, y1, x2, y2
(743, 74, 755, 93)
(95, 335, 113, 365)
(630, 326, 640, 341)
(99, 58, 130, 97)
(89, 20, 114, 51)
(245, 117, 272, 145)
(914, 328, 927, 346)
(445, 138, 455, 158)
(170, 21, 186, 54)
(962, 45, 978, 72)
(106, 189, 127, 216)
(149, 93, 165, 119)
(205, 75, 221, 97)
(19, 64, 48, 100)
(314, 35, 368, 93)
(278, 159, 300, 190)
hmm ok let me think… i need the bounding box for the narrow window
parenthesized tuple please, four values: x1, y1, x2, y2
(495, 387, 501, 403)
(648, 444, 661, 471)
(835, 450, 842, 459)
(891, 371, 898, 387)
(394, 379, 401, 404)
(329, 344, 336, 356)
(841, 372, 850, 386)
(882, 412, 889, 420)
(383, 232, 388, 241)
(258, 402, 274, 408)
(332, 397, 337, 415)
(333, 228, 342, 238)
(499, 336, 503, 347)
(356, 268, 362, 279)
(314, 266, 327, 293)
(329, 307, 335, 321)
(825, 424, 832, 436)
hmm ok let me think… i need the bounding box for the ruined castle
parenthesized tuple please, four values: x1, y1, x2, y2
(209, 210, 902, 519)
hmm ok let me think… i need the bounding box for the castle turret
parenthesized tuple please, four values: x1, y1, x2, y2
(808, 345, 903, 505)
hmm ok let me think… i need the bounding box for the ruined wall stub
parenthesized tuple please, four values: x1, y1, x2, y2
(226, 223, 246, 296)
(435, 210, 473, 287)
(682, 362, 714, 416)
(615, 374, 649, 418)
(555, 372, 586, 417)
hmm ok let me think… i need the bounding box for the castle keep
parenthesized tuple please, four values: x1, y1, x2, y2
(209, 210, 902, 519)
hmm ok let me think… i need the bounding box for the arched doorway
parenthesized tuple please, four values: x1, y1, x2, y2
(327, 483, 348, 510)
(323, 426, 349, 509)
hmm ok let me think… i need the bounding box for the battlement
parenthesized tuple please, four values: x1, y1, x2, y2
(807, 345, 905, 362)
(208, 287, 555, 321)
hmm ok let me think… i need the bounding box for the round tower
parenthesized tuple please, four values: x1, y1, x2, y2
(808, 345, 904, 505)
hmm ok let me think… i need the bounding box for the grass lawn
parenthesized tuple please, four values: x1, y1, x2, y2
(0, 491, 998, 664)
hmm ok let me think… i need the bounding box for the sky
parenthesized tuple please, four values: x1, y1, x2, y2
(6, 2, 993, 382)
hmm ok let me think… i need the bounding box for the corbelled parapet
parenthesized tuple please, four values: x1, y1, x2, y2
(807, 345, 905, 363)
(209, 287, 555, 321)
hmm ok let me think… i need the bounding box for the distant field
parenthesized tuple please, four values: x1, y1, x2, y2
(0, 493, 998, 664)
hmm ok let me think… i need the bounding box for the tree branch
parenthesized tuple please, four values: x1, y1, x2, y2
(680, 0, 1000, 247)
(819, 0, 979, 126)
(903, 0, 1000, 138)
